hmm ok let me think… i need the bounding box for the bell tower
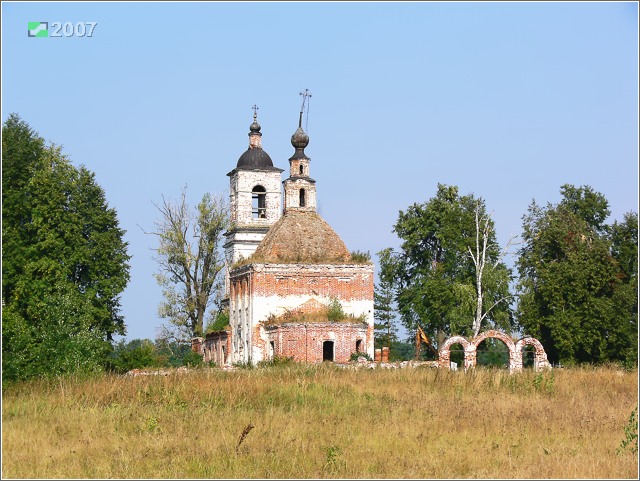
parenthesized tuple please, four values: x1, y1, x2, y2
(283, 90, 317, 213)
(224, 107, 283, 266)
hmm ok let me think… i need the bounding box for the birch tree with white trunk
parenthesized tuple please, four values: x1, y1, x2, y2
(467, 202, 518, 337)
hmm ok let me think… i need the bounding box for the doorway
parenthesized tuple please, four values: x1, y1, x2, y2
(323, 341, 334, 361)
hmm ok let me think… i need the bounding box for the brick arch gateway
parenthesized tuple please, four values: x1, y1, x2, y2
(438, 330, 550, 372)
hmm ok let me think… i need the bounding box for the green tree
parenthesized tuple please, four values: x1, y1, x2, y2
(3, 285, 110, 381)
(106, 339, 161, 374)
(381, 184, 514, 347)
(374, 249, 398, 350)
(2, 114, 130, 381)
(516, 185, 637, 366)
(609, 212, 638, 366)
(151, 187, 229, 338)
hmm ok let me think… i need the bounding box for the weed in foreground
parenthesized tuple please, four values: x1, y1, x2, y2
(618, 407, 638, 455)
(235, 422, 255, 454)
(323, 445, 345, 473)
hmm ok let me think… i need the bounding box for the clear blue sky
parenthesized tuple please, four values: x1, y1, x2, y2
(2, 1, 638, 342)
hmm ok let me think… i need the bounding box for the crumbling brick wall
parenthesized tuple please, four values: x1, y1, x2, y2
(229, 262, 375, 365)
(202, 328, 231, 365)
(264, 322, 368, 363)
(439, 335, 474, 370)
(228, 169, 282, 227)
(439, 330, 550, 372)
(514, 337, 550, 371)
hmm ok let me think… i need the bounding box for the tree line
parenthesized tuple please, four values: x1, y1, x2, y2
(375, 184, 637, 367)
(2, 115, 637, 382)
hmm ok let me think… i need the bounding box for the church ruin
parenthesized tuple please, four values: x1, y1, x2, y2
(192, 101, 374, 366)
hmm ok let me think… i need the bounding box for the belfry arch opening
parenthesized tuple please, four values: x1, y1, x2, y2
(252, 185, 266, 218)
(299, 188, 306, 207)
(299, 164, 304, 175)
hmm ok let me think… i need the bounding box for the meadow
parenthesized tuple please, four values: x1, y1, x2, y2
(2, 364, 638, 479)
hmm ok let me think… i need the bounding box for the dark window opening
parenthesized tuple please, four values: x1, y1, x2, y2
(355, 339, 362, 353)
(323, 341, 334, 362)
(299, 188, 306, 207)
(299, 164, 304, 175)
(252, 185, 267, 219)
(270, 341, 276, 358)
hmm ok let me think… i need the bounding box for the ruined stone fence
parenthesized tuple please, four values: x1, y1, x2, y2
(438, 330, 551, 373)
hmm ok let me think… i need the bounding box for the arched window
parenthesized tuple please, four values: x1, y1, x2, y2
(299, 164, 304, 175)
(299, 188, 306, 207)
(252, 185, 266, 218)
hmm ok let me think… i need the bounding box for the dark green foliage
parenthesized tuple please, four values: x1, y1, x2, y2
(181, 349, 205, 368)
(106, 338, 202, 373)
(380, 184, 514, 348)
(349, 351, 373, 362)
(206, 310, 230, 333)
(516, 184, 637, 366)
(388, 340, 416, 362)
(476, 338, 510, 367)
(374, 263, 398, 352)
(106, 339, 161, 374)
(448, 344, 465, 367)
(350, 250, 372, 263)
(2, 285, 110, 381)
(2, 114, 130, 381)
(154, 338, 199, 368)
(326, 297, 346, 322)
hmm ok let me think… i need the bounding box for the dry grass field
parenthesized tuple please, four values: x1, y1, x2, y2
(2, 364, 638, 479)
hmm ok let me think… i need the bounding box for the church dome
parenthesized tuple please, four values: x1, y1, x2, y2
(291, 126, 309, 149)
(237, 148, 274, 169)
(252, 210, 351, 263)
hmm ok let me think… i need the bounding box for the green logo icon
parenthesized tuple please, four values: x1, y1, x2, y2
(28, 22, 48, 37)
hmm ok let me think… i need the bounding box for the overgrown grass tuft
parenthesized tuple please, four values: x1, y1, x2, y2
(2, 365, 637, 478)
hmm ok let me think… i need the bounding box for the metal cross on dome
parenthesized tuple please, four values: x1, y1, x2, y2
(299, 89, 311, 113)
(252, 104, 259, 120)
(299, 89, 312, 130)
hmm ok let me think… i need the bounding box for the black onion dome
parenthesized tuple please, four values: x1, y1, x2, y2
(237, 148, 274, 169)
(291, 126, 309, 149)
(250, 119, 262, 135)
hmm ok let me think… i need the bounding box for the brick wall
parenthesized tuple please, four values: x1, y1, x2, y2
(228, 170, 282, 226)
(242, 263, 374, 299)
(283, 177, 317, 212)
(202, 328, 231, 365)
(229, 262, 375, 364)
(264, 322, 369, 363)
(438, 330, 551, 372)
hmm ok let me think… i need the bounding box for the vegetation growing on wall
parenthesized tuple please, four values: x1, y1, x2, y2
(264, 298, 367, 326)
